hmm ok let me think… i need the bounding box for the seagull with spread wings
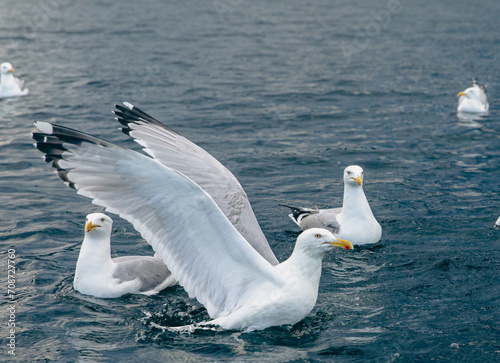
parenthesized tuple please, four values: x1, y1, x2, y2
(32, 106, 353, 331)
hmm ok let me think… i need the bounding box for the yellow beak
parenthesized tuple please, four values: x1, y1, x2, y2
(457, 91, 466, 97)
(85, 222, 100, 233)
(353, 176, 363, 186)
(330, 238, 354, 250)
(9, 68, 14, 73)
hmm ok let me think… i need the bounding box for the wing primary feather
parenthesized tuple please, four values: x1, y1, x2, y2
(114, 103, 177, 136)
(279, 204, 315, 221)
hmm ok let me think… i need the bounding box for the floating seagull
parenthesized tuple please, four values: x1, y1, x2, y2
(495, 217, 500, 230)
(457, 79, 489, 114)
(32, 121, 353, 331)
(281, 165, 382, 245)
(0, 62, 29, 98)
(74, 212, 175, 298)
(113, 102, 278, 265)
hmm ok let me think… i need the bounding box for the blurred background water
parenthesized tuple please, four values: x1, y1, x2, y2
(1, 0, 499, 361)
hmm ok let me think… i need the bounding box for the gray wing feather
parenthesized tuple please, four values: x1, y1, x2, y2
(478, 87, 488, 106)
(112, 256, 173, 292)
(14, 76, 25, 91)
(298, 207, 342, 233)
(282, 204, 342, 233)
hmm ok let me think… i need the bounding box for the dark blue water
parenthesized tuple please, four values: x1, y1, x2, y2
(1, 0, 499, 361)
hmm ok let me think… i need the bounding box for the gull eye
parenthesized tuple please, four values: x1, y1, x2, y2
(101, 218, 105, 222)
(315, 233, 322, 239)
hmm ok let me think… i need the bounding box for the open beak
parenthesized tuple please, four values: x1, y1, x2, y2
(8, 68, 14, 73)
(330, 238, 354, 250)
(457, 91, 466, 97)
(85, 222, 100, 233)
(352, 176, 363, 186)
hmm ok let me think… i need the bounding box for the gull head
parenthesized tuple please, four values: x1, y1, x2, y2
(343, 165, 364, 187)
(84, 213, 113, 237)
(457, 84, 481, 100)
(0, 62, 14, 75)
(296, 228, 353, 256)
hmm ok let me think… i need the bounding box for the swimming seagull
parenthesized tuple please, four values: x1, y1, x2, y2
(0, 62, 29, 98)
(495, 217, 500, 230)
(457, 79, 489, 114)
(74, 213, 175, 298)
(32, 121, 353, 331)
(281, 165, 382, 245)
(113, 102, 278, 265)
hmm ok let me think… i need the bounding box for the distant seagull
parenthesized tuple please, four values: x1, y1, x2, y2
(0, 62, 29, 98)
(457, 79, 488, 114)
(33, 123, 353, 331)
(281, 165, 382, 245)
(74, 213, 175, 298)
(495, 216, 500, 230)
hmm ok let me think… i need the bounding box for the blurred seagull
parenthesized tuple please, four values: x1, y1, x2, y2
(495, 216, 500, 230)
(457, 79, 488, 114)
(74, 213, 175, 298)
(281, 165, 382, 245)
(33, 121, 353, 331)
(0, 62, 29, 98)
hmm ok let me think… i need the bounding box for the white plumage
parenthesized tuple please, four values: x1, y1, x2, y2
(74, 213, 175, 298)
(457, 79, 489, 114)
(0, 62, 29, 98)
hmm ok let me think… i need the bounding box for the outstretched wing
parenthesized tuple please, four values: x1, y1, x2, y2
(113, 103, 278, 265)
(33, 122, 283, 317)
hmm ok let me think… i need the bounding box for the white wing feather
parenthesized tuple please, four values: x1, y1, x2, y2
(114, 104, 278, 265)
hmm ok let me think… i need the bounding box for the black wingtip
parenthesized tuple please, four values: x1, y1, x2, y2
(279, 204, 299, 211)
(114, 102, 160, 124)
(32, 122, 113, 191)
(113, 102, 177, 137)
(57, 168, 77, 189)
(278, 204, 310, 221)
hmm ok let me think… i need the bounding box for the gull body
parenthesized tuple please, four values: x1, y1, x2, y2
(282, 165, 382, 245)
(211, 229, 351, 331)
(0, 62, 29, 98)
(495, 216, 500, 230)
(457, 79, 488, 114)
(74, 213, 175, 298)
(33, 119, 353, 330)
